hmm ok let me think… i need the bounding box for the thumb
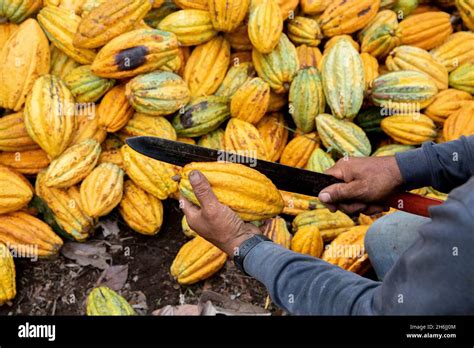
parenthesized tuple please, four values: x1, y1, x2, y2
(188, 170, 219, 210)
(319, 181, 361, 204)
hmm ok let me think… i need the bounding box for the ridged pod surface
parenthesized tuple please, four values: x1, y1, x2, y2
(293, 208, 355, 242)
(280, 132, 319, 168)
(43, 139, 101, 188)
(322, 38, 365, 120)
(80, 163, 124, 218)
(261, 217, 292, 248)
(424, 89, 473, 123)
(305, 148, 335, 174)
(64, 65, 115, 103)
(252, 34, 299, 94)
(24, 75, 77, 159)
(360, 53, 379, 91)
(296, 45, 323, 70)
(386, 46, 449, 91)
(300, 0, 331, 15)
(0, 149, 50, 175)
(359, 10, 400, 59)
(224, 25, 252, 51)
(0, 211, 63, 258)
(181, 215, 197, 238)
(91, 29, 179, 79)
(372, 144, 415, 156)
(449, 62, 474, 94)
(198, 128, 226, 151)
(396, 11, 453, 50)
(173, 0, 208, 10)
(74, 0, 152, 48)
(443, 102, 474, 141)
(0, 0, 42, 23)
(38, 6, 96, 64)
(318, 0, 380, 37)
(119, 180, 163, 236)
(280, 190, 324, 216)
(0, 19, 50, 112)
(180, 162, 284, 221)
(430, 32, 474, 73)
(0, 243, 16, 305)
(0, 165, 33, 214)
(215, 62, 255, 98)
(291, 225, 324, 257)
(248, 0, 283, 54)
(370, 70, 438, 111)
(324, 35, 360, 53)
(209, 0, 249, 33)
(316, 114, 372, 157)
(71, 115, 107, 146)
(256, 113, 288, 162)
(171, 236, 227, 285)
(121, 144, 179, 199)
(0, 112, 38, 152)
(225, 118, 269, 160)
(322, 225, 370, 274)
(97, 85, 134, 132)
(230, 77, 270, 125)
(289, 67, 325, 133)
(98, 149, 124, 168)
(158, 10, 217, 46)
(456, 0, 474, 30)
(126, 71, 190, 116)
(381, 113, 437, 145)
(0, 22, 18, 47)
(287, 16, 322, 47)
(36, 172, 95, 242)
(120, 113, 177, 141)
(50, 45, 80, 79)
(172, 96, 230, 137)
(184, 36, 230, 98)
(86, 287, 136, 316)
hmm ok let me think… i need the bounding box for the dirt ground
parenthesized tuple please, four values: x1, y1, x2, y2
(0, 200, 273, 316)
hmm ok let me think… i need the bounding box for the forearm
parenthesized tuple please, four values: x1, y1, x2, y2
(395, 135, 474, 192)
(243, 242, 381, 315)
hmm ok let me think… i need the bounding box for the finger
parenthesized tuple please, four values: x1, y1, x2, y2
(338, 202, 367, 216)
(323, 202, 338, 213)
(179, 194, 200, 213)
(324, 163, 345, 180)
(319, 181, 362, 205)
(188, 170, 220, 211)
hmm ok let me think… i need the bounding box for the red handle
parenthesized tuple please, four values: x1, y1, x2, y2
(386, 192, 444, 217)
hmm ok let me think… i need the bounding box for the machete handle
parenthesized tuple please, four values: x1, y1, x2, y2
(386, 192, 444, 218)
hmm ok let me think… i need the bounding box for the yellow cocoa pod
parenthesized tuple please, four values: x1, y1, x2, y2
(171, 236, 227, 285)
(443, 102, 474, 141)
(180, 162, 284, 221)
(256, 113, 288, 162)
(63, 65, 115, 103)
(98, 149, 124, 168)
(74, 0, 152, 49)
(0, 149, 50, 175)
(0, 211, 63, 258)
(1, 0, 42, 23)
(80, 163, 124, 218)
(456, 0, 474, 31)
(324, 35, 360, 54)
(38, 6, 96, 64)
(181, 215, 197, 238)
(0, 112, 39, 152)
(184, 36, 230, 98)
(381, 113, 438, 145)
(319, 0, 380, 37)
(280, 132, 319, 168)
(305, 148, 335, 174)
(198, 128, 226, 151)
(71, 115, 107, 146)
(360, 52, 379, 91)
(424, 89, 472, 123)
(224, 25, 252, 51)
(216, 62, 256, 98)
(91, 29, 179, 79)
(359, 10, 400, 59)
(267, 90, 287, 112)
(0, 165, 33, 214)
(0, 22, 18, 47)
(248, 0, 283, 54)
(43, 139, 101, 188)
(225, 118, 268, 160)
(261, 216, 292, 248)
(86, 286, 136, 316)
(288, 16, 323, 47)
(396, 11, 453, 50)
(50, 45, 80, 79)
(119, 180, 163, 236)
(230, 77, 270, 124)
(431, 32, 474, 73)
(300, 0, 330, 14)
(158, 9, 217, 46)
(97, 85, 134, 132)
(119, 113, 177, 141)
(296, 44, 323, 70)
(121, 144, 179, 199)
(449, 62, 474, 94)
(0, 243, 16, 306)
(173, 0, 208, 10)
(36, 172, 95, 242)
(209, 0, 249, 33)
(291, 225, 324, 257)
(24, 75, 77, 159)
(280, 190, 324, 216)
(0, 19, 50, 112)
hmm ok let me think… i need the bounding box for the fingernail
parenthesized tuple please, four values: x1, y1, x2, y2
(319, 192, 332, 203)
(189, 170, 200, 183)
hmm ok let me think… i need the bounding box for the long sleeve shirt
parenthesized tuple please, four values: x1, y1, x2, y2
(243, 136, 474, 315)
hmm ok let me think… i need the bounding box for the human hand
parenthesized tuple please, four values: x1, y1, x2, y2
(180, 170, 261, 257)
(318, 156, 404, 215)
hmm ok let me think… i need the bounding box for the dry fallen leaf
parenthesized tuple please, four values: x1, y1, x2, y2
(60, 241, 111, 270)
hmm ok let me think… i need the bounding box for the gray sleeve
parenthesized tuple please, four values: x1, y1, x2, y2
(395, 135, 474, 193)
